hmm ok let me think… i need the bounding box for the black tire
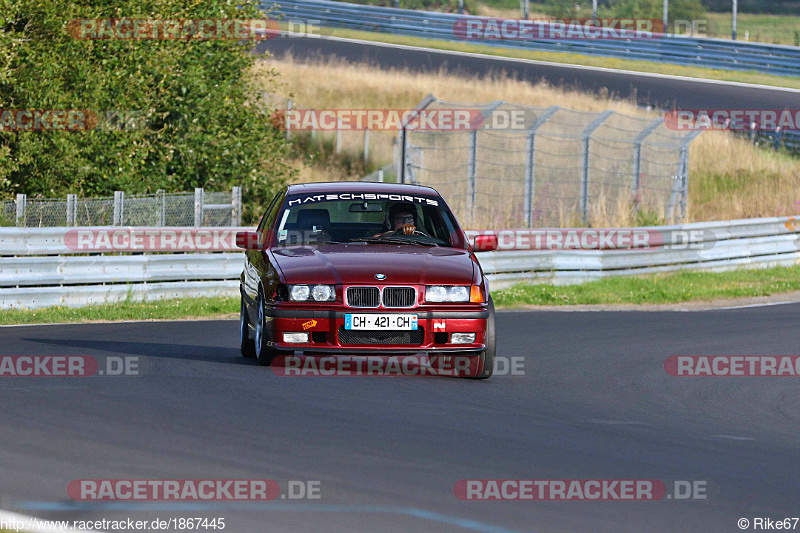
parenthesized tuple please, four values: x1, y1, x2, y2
(253, 289, 279, 366)
(240, 294, 256, 358)
(466, 296, 495, 380)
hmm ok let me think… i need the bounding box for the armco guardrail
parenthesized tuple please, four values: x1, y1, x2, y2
(0, 227, 248, 309)
(468, 216, 800, 286)
(1, 216, 799, 308)
(266, 0, 800, 77)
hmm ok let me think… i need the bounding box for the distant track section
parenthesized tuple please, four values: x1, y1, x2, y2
(258, 35, 800, 110)
(264, 0, 800, 77)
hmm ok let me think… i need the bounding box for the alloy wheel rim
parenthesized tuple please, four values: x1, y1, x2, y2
(255, 294, 263, 354)
(240, 300, 246, 344)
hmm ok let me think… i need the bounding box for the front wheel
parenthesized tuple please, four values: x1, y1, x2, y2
(240, 295, 255, 358)
(253, 289, 279, 366)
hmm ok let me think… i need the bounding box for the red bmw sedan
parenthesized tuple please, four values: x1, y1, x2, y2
(236, 182, 498, 379)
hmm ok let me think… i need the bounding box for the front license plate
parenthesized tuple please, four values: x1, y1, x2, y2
(345, 314, 418, 330)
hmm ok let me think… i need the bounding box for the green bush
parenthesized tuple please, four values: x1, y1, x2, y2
(0, 0, 295, 223)
(611, 0, 706, 23)
(700, 0, 800, 14)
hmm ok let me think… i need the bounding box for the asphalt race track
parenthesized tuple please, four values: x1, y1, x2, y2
(1, 306, 798, 532)
(258, 36, 800, 110)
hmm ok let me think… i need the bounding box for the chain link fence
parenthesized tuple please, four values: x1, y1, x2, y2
(397, 96, 703, 228)
(1, 188, 242, 227)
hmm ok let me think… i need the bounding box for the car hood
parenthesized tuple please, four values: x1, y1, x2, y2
(271, 244, 476, 285)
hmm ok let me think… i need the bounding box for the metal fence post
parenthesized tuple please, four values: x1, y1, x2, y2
(524, 132, 535, 228)
(286, 99, 292, 141)
(231, 186, 242, 226)
(580, 110, 613, 225)
(364, 127, 370, 162)
(377, 169, 384, 182)
(679, 146, 689, 221)
(667, 174, 681, 223)
(631, 119, 663, 212)
(156, 189, 165, 226)
(194, 188, 204, 227)
(336, 119, 342, 154)
(466, 129, 478, 227)
(399, 94, 437, 184)
(461, 100, 504, 226)
(66, 194, 77, 226)
(113, 191, 124, 226)
(15, 194, 26, 227)
(676, 130, 702, 222)
(398, 127, 407, 183)
(523, 106, 560, 228)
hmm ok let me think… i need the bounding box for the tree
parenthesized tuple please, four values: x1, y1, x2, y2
(542, 0, 592, 18)
(0, 0, 295, 222)
(613, 0, 659, 18)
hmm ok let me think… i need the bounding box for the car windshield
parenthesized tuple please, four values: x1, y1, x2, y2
(273, 193, 468, 249)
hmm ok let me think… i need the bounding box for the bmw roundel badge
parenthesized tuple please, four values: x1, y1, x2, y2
(374, 273, 386, 280)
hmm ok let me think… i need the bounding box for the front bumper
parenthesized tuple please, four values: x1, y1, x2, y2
(261, 306, 489, 355)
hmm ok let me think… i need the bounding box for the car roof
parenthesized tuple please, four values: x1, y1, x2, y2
(286, 181, 440, 196)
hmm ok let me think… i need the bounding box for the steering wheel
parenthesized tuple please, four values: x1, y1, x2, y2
(392, 228, 429, 238)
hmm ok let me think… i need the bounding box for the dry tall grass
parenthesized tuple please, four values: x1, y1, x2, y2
(474, 5, 548, 18)
(689, 132, 800, 220)
(254, 56, 800, 225)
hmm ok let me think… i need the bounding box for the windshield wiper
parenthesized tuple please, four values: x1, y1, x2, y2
(350, 237, 437, 247)
(278, 239, 347, 246)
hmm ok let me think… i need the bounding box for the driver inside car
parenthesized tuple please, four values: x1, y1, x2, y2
(375, 202, 419, 237)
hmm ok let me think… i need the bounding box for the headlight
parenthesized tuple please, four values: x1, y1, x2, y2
(448, 286, 469, 302)
(311, 284, 334, 302)
(289, 285, 311, 301)
(425, 285, 470, 303)
(288, 284, 335, 302)
(425, 286, 448, 303)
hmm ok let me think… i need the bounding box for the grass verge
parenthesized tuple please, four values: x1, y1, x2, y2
(703, 12, 800, 46)
(493, 265, 800, 307)
(0, 297, 238, 326)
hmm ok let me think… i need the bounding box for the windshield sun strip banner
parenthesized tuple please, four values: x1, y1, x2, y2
(285, 193, 439, 207)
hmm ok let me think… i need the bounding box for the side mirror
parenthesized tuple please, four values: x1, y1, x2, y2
(236, 231, 262, 250)
(473, 234, 498, 252)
